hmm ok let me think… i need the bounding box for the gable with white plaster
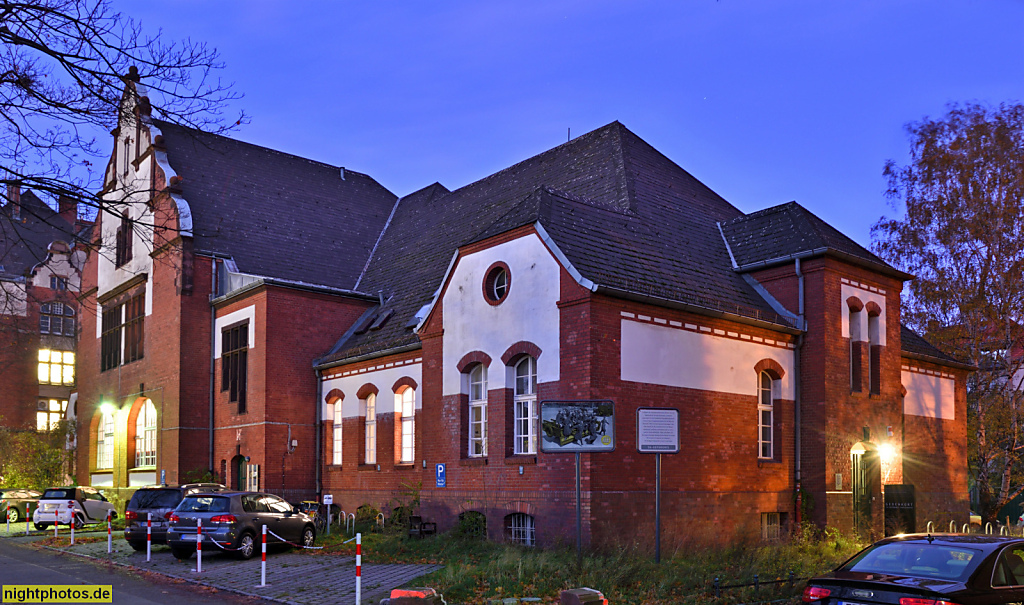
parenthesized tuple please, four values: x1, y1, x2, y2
(840, 281, 887, 345)
(322, 361, 423, 420)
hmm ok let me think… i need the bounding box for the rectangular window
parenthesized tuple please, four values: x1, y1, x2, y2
(513, 357, 538, 455)
(468, 365, 487, 457)
(40, 302, 75, 336)
(758, 373, 773, 460)
(97, 414, 115, 469)
(399, 388, 415, 463)
(100, 305, 121, 371)
(115, 214, 133, 267)
(868, 314, 881, 395)
(506, 513, 535, 546)
(850, 308, 862, 392)
(100, 293, 144, 371)
(49, 276, 67, 291)
(123, 295, 144, 363)
(38, 349, 75, 385)
(221, 323, 248, 413)
(36, 399, 67, 432)
(761, 512, 782, 541)
(332, 401, 343, 466)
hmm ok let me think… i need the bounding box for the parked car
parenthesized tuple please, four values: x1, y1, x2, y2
(166, 491, 316, 560)
(0, 489, 41, 523)
(32, 486, 116, 530)
(802, 533, 1024, 604)
(123, 483, 226, 551)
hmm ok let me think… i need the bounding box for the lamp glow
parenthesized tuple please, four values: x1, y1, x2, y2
(879, 443, 896, 461)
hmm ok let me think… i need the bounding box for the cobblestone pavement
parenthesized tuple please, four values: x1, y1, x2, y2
(15, 534, 442, 605)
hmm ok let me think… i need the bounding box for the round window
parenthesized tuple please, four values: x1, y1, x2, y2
(483, 262, 511, 305)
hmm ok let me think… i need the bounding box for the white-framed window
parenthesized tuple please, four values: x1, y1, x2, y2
(134, 400, 156, 467)
(39, 302, 75, 336)
(514, 356, 537, 455)
(506, 513, 535, 546)
(364, 393, 376, 465)
(37, 348, 74, 385)
(97, 412, 115, 469)
(468, 364, 487, 457)
(36, 399, 67, 432)
(758, 371, 773, 459)
(398, 387, 415, 463)
(332, 399, 343, 466)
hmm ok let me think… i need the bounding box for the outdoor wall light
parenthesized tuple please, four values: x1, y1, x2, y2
(99, 401, 116, 415)
(878, 443, 896, 462)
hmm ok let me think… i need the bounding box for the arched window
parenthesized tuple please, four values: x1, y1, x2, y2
(332, 397, 343, 466)
(468, 364, 487, 457)
(97, 412, 114, 469)
(39, 302, 75, 336)
(848, 298, 863, 392)
(397, 387, 415, 463)
(506, 513, 535, 546)
(758, 371, 773, 459)
(134, 400, 156, 467)
(514, 356, 537, 455)
(364, 393, 376, 465)
(867, 303, 882, 395)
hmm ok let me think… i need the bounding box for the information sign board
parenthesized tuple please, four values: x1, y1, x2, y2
(436, 463, 446, 488)
(540, 400, 615, 453)
(323, 494, 333, 505)
(637, 408, 680, 453)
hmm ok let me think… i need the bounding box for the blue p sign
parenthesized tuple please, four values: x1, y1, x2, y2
(436, 463, 446, 488)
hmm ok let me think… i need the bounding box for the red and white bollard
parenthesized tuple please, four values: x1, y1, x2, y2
(260, 524, 267, 586)
(355, 533, 361, 604)
(69, 502, 75, 545)
(194, 519, 202, 573)
(107, 510, 112, 554)
(6, 505, 10, 533)
(25, 503, 30, 536)
(146, 513, 152, 561)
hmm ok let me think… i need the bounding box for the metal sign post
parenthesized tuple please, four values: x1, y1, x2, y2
(540, 400, 616, 568)
(637, 407, 680, 564)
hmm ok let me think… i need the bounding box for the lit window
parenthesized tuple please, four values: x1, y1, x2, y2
(97, 413, 114, 469)
(332, 399, 343, 466)
(36, 399, 67, 432)
(134, 400, 156, 467)
(39, 302, 75, 336)
(506, 513, 535, 546)
(758, 372, 773, 459)
(514, 356, 537, 455)
(469, 364, 487, 457)
(364, 393, 376, 465)
(38, 349, 74, 385)
(398, 387, 415, 463)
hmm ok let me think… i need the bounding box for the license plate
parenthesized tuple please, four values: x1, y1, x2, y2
(182, 534, 197, 541)
(839, 602, 868, 605)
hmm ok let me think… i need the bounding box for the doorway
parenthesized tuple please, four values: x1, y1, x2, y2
(851, 442, 880, 535)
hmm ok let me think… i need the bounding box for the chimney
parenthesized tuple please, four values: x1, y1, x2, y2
(7, 183, 20, 220)
(58, 195, 77, 225)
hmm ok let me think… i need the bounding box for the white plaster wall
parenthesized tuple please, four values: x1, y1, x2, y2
(213, 306, 257, 358)
(322, 363, 423, 420)
(902, 370, 955, 419)
(840, 284, 887, 345)
(441, 234, 560, 396)
(0, 281, 27, 317)
(621, 320, 795, 399)
(30, 252, 82, 292)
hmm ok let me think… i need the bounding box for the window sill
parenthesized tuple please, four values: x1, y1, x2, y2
(757, 458, 783, 466)
(358, 464, 379, 471)
(459, 458, 488, 467)
(327, 465, 343, 472)
(504, 455, 537, 465)
(129, 466, 156, 472)
(394, 463, 415, 470)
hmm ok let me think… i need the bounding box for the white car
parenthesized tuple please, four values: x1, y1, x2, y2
(33, 486, 116, 530)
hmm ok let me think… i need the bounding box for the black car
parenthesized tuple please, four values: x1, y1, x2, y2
(123, 483, 225, 551)
(0, 489, 41, 523)
(803, 534, 1024, 604)
(166, 491, 316, 560)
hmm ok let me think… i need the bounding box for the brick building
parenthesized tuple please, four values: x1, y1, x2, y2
(0, 186, 85, 433)
(76, 81, 970, 544)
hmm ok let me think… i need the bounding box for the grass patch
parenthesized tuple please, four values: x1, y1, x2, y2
(312, 525, 863, 604)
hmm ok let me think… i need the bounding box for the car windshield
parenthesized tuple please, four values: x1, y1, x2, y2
(129, 489, 182, 509)
(41, 489, 73, 500)
(843, 542, 981, 581)
(177, 496, 230, 513)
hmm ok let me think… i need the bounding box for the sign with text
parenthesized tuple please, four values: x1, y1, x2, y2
(540, 400, 615, 453)
(637, 408, 680, 453)
(322, 494, 333, 505)
(436, 463, 446, 488)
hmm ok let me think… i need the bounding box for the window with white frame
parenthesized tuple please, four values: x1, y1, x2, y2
(506, 513, 535, 546)
(398, 387, 415, 463)
(332, 399, 343, 465)
(758, 371, 773, 459)
(364, 393, 376, 465)
(39, 302, 75, 336)
(469, 364, 487, 457)
(514, 356, 537, 455)
(37, 349, 74, 385)
(97, 413, 114, 469)
(36, 399, 67, 432)
(134, 400, 156, 467)
(761, 512, 782, 541)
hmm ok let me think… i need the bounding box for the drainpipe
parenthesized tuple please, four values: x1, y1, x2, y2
(208, 258, 218, 477)
(315, 368, 323, 499)
(794, 258, 805, 527)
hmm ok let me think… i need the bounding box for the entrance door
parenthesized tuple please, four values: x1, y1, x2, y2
(852, 445, 880, 535)
(232, 455, 246, 491)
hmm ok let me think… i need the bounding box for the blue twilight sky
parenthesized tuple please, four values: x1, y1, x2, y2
(111, 0, 1024, 250)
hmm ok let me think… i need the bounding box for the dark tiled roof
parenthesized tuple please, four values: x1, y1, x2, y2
(0, 191, 76, 279)
(319, 122, 792, 365)
(154, 120, 397, 290)
(719, 201, 904, 276)
(900, 324, 969, 367)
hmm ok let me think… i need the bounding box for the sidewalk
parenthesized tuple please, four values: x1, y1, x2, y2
(11, 533, 441, 605)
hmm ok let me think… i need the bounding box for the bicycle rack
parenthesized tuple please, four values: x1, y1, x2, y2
(1001, 525, 1009, 536)
(949, 520, 956, 533)
(376, 512, 385, 529)
(926, 521, 934, 533)
(963, 523, 970, 534)
(348, 512, 355, 533)
(986, 522, 993, 535)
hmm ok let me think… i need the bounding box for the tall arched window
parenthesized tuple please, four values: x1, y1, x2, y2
(364, 393, 376, 465)
(97, 412, 114, 469)
(397, 387, 415, 463)
(468, 364, 487, 457)
(514, 356, 537, 455)
(758, 371, 773, 459)
(849, 299, 863, 392)
(332, 398, 343, 466)
(134, 400, 156, 467)
(867, 304, 882, 395)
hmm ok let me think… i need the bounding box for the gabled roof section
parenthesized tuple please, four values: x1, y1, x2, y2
(0, 190, 76, 279)
(719, 201, 911, 279)
(153, 120, 397, 290)
(901, 324, 973, 370)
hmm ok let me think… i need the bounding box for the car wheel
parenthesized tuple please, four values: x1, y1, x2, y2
(301, 526, 315, 549)
(72, 514, 85, 530)
(128, 541, 146, 552)
(7, 508, 19, 523)
(236, 532, 256, 560)
(171, 546, 194, 560)
(34, 523, 48, 531)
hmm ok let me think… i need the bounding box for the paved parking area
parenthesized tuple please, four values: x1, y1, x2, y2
(15, 534, 441, 604)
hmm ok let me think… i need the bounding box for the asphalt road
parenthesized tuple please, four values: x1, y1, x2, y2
(0, 537, 267, 604)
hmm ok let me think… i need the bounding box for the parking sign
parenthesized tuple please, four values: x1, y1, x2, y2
(436, 463, 446, 488)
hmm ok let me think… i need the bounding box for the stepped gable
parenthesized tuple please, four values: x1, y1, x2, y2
(320, 122, 793, 365)
(0, 190, 76, 279)
(719, 201, 906, 277)
(154, 120, 398, 291)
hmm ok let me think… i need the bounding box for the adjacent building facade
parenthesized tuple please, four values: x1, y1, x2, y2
(74, 80, 971, 546)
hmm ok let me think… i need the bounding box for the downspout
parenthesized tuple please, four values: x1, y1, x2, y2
(315, 368, 323, 499)
(794, 258, 805, 527)
(208, 258, 218, 477)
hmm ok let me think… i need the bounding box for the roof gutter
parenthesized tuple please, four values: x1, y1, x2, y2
(314, 342, 423, 372)
(210, 276, 377, 307)
(901, 351, 976, 372)
(732, 247, 913, 282)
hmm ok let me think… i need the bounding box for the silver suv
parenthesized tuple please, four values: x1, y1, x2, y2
(33, 486, 116, 530)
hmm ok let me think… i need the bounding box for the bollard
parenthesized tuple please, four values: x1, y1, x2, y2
(6, 505, 9, 533)
(260, 524, 267, 587)
(70, 517, 75, 545)
(355, 533, 361, 605)
(107, 511, 112, 554)
(713, 577, 720, 598)
(147, 513, 152, 562)
(195, 519, 203, 573)
(754, 573, 759, 591)
(25, 503, 30, 535)
(789, 570, 795, 586)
